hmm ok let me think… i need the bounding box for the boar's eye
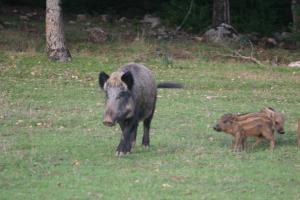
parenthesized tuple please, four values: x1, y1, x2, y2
(275, 121, 279, 125)
(117, 91, 130, 99)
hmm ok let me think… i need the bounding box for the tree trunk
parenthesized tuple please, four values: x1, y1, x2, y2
(46, 0, 71, 62)
(291, 0, 300, 32)
(212, 0, 230, 26)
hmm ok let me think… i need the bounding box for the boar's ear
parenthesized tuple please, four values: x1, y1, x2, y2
(99, 72, 109, 89)
(121, 71, 134, 90)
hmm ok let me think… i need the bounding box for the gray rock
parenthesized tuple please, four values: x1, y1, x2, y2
(140, 14, 161, 28)
(20, 15, 29, 21)
(261, 37, 277, 48)
(100, 15, 109, 22)
(86, 27, 108, 43)
(245, 32, 261, 44)
(77, 14, 87, 22)
(288, 61, 300, 68)
(119, 17, 127, 23)
(202, 23, 239, 44)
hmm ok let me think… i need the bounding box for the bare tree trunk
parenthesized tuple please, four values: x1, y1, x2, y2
(212, 0, 230, 26)
(46, 0, 71, 62)
(291, 0, 300, 32)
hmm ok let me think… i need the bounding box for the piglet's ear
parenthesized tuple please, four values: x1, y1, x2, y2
(99, 72, 109, 89)
(121, 71, 134, 90)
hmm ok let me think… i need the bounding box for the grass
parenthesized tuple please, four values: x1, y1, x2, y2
(1, 10, 300, 200)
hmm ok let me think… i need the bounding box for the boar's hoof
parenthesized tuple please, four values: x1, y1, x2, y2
(142, 144, 150, 149)
(115, 151, 130, 157)
(116, 142, 131, 156)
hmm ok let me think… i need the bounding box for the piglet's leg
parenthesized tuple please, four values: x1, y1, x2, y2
(233, 132, 243, 152)
(252, 137, 262, 149)
(262, 130, 275, 150)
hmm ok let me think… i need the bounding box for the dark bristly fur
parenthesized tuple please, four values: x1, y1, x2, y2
(99, 63, 183, 156)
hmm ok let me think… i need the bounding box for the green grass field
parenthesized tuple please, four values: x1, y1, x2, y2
(1, 14, 300, 199)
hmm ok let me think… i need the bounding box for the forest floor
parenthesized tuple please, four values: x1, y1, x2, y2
(1, 7, 300, 200)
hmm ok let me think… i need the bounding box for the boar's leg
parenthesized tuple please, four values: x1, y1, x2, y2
(230, 139, 235, 149)
(130, 123, 139, 148)
(142, 113, 154, 147)
(241, 136, 247, 150)
(251, 136, 263, 149)
(233, 131, 243, 152)
(262, 130, 275, 150)
(116, 120, 138, 156)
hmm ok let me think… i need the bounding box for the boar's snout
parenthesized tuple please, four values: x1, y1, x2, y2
(277, 128, 285, 134)
(103, 110, 116, 127)
(213, 124, 222, 132)
(103, 115, 115, 126)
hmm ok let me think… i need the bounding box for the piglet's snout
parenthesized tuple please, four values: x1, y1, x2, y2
(213, 124, 221, 131)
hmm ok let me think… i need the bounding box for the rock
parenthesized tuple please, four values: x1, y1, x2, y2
(193, 36, 204, 42)
(272, 32, 282, 42)
(69, 20, 76, 24)
(246, 32, 261, 44)
(119, 17, 127, 23)
(20, 15, 29, 21)
(100, 14, 109, 22)
(4, 21, 14, 27)
(288, 61, 300, 68)
(279, 41, 298, 50)
(77, 14, 87, 22)
(26, 13, 33, 17)
(261, 37, 277, 48)
(146, 26, 173, 40)
(202, 23, 239, 44)
(86, 27, 108, 43)
(156, 27, 169, 39)
(140, 14, 161, 28)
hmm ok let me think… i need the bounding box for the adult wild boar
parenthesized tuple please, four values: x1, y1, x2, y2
(99, 63, 182, 156)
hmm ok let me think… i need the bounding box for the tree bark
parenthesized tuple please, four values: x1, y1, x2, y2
(46, 0, 71, 62)
(291, 0, 300, 32)
(212, 0, 230, 26)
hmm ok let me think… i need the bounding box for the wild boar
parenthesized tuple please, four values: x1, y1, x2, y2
(235, 107, 285, 134)
(213, 113, 275, 151)
(99, 63, 182, 156)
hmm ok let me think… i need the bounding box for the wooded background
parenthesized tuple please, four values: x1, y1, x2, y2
(1, 0, 293, 34)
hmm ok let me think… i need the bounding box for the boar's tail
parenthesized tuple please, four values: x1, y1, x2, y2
(157, 82, 183, 89)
